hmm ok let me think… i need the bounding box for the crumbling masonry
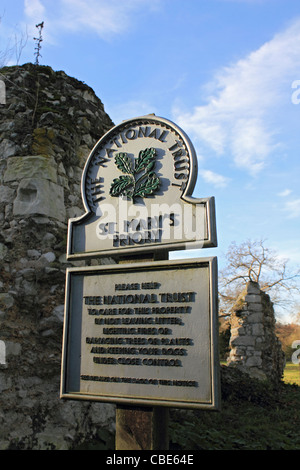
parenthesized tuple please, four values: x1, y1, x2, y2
(227, 281, 285, 383)
(0, 63, 115, 449)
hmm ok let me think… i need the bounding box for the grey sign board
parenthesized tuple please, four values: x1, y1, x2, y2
(60, 257, 220, 409)
(67, 115, 217, 260)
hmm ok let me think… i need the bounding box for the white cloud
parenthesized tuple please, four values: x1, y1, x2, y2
(278, 189, 292, 197)
(218, 0, 272, 3)
(107, 100, 158, 124)
(24, 0, 45, 20)
(60, 0, 128, 36)
(173, 19, 300, 175)
(24, 0, 161, 40)
(284, 199, 300, 219)
(201, 169, 230, 188)
(275, 244, 300, 265)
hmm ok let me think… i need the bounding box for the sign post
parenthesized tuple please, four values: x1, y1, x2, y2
(115, 252, 170, 451)
(115, 405, 169, 450)
(60, 115, 220, 450)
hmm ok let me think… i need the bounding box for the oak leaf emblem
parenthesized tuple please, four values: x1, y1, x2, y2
(110, 148, 160, 201)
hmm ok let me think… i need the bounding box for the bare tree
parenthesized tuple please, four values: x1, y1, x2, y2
(293, 306, 300, 324)
(0, 15, 29, 67)
(0, 14, 14, 67)
(14, 25, 28, 65)
(219, 239, 300, 316)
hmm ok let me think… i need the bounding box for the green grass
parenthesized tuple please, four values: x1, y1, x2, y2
(169, 365, 300, 450)
(283, 362, 300, 386)
(76, 363, 300, 450)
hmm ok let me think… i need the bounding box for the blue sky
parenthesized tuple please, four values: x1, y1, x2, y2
(1, 0, 300, 320)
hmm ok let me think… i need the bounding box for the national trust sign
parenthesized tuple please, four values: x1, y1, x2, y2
(67, 115, 217, 260)
(61, 115, 220, 410)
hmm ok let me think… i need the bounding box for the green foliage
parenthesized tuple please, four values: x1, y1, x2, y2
(110, 174, 135, 197)
(134, 147, 156, 173)
(114, 152, 134, 175)
(219, 326, 231, 361)
(65, 365, 300, 451)
(276, 322, 300, 359)
(109, 148, 160, 200)
(169, 366, 300, 450)
(72, 428, 115, 450)
(134, 172, 160, 198)
(283, 362, 300, 386)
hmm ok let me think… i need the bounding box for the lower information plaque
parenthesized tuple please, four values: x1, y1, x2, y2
(60, 257, 220, 409)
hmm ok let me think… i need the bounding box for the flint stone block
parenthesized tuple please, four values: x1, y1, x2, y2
(245, 294, 261, 303)
(40, 252, 56, 264)
(0, 139, 17, 159)
(231, 335, 256, 347)
(246, 356, 262, 367)
(42, 233, 56, 247)
(27, 249, 41, 259)
(0, 243, 8, 259)
(252, 323, 264, 335)
(4, 155, 58, 183)
(248, 303, 263, 312)
(0, 374, 12, 391)
(13, 178, 66, 222)
(6, 342, 22, 357)
(53, 305, 65, 322)
(247, 312, 263, 323)
(0, 186, 15, 203)
(0, 293, 14, 309)
(230, 326, 246, 336)
(246, 282, 260, 294)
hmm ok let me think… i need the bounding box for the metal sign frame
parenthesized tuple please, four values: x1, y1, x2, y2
(60, 257, 220, 410)
(66, 115, 217, 260)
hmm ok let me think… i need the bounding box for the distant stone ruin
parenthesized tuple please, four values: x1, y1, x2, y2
(227, 281, 285, 383)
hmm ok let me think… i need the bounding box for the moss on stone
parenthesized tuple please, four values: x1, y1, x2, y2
(32, 128, 56, 156)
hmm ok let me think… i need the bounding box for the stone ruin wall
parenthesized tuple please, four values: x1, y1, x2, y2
(0, 64, 116, 450)
(227, 281, 285, 383)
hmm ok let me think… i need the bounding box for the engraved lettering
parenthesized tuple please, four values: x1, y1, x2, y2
(159, 292, 196, 302)
(117, 357, 141, 365)
(138, 126, 150, 138)
(80, 274, 203, 399)
(168, 140, 182, 152)
(115, 283, 140, 290)
(105, 148, 116, 158)
(157, 130, 168, 142)
(142, 358, 181, 367)
(80, 375, 198, 387)
(94, 156, 109, 167)
(125, 129, 137, 140)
